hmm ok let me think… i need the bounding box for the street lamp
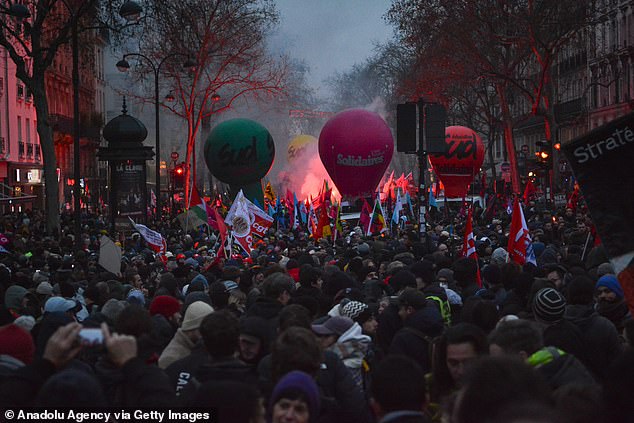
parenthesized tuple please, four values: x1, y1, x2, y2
(119, 1, 143, 22)
(117, 53, 196, 220)
(7, 4, 30, 21)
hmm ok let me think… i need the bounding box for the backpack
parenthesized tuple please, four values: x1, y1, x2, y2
(426, 295, 452, 326)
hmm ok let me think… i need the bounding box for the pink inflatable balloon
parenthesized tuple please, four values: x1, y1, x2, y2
(429, 126, 485, 198)
(319, 109, 394, 198)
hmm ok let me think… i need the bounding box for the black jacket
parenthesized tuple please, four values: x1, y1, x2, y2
(376, 303, 403, 355)
(531, 347, 596, 391)
(2, 357, 174, 408)
(258, 350, 371, 423)
(246, 296, 283, 336)
(563, 304, 622, 379)
(389, 305, 444, 374)
(176, 356, 258, 405)
(164, 344, 209, 397)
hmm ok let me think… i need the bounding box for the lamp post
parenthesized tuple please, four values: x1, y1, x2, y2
(116, 54, 195, 221)
(72, 1, 143, 246)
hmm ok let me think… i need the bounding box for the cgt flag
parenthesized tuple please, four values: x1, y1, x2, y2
(461, 205, 482, 286)
(225, 190, 275, 253)
(507, 198, 536, 266)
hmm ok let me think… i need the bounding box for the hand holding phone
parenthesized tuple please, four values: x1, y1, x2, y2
(78, 328, 104, 346)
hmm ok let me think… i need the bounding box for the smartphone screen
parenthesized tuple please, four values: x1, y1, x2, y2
(78, 328, 104, 346)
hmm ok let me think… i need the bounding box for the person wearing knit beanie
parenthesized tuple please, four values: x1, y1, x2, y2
(0, 324, 35, 366)
(149, 295, 181, 319)
(269, 371, 321, 423)
(341, 300, 377, 336)
(596, 274, 631, 332)
(596, 275, 624, 301)
(341, 301, 370, 322)
(533, 288, 566, 324)
(158, 301, 213, 369)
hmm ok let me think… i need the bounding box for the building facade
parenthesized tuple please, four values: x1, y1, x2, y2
(0, 47, 42, 213)
(488, 0, 634, 197)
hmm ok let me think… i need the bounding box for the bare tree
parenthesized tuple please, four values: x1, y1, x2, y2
(386, 0, 595, 195)
(0, 0, 136, 234)
(124, 0, 288, 206)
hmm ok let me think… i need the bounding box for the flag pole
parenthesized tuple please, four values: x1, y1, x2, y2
(185, 177, 195, 234)
(581, 231, 592, 262)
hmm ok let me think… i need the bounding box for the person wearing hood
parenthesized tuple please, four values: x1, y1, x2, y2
(158, 301, 214, 369)
(3, 285, 38, 324)
(563, 275, 622, 380)
(489, 319, 596, 391)
(388, 289, 443, 374)
(490, 247, 508, 267)
(595, 274, 632, 334)
(239, 316, 272, 367)
(312, 315, 371, 391)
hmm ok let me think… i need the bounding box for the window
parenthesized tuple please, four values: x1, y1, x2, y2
(16, 83, 24, 100)
(17, 117, 22, 142)
(26, 118, 30, 143)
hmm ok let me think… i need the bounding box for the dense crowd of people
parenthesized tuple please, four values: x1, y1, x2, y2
(0, 201, 633, 423)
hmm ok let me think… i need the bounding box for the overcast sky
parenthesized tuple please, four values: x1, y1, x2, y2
(270, 0, 394, 100)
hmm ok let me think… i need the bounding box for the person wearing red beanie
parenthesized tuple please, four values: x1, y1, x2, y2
(149, 295, 182, 325)
(0, 324, 35, 366)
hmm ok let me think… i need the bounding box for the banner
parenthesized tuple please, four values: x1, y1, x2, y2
(99, 235, 122, 276)
(563, 112, 634, 311)
(129, 218, 166, 254)
(225, 190, 274, 239)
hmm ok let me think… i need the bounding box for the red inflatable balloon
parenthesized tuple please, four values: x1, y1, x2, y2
(429, 126, 485, 198)
(319, 109, 394, 198)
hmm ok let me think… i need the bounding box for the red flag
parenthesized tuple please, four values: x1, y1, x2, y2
(286, 189, 295, 218)
(359, 198, 372, 236)
(314, 205, 332, 240)
(523, 179, 537, 203)
(507, 197, 537, 266)
(567, 183, 580, 212)
(212, 207, 228, 259)
(461, 206, 482, 286)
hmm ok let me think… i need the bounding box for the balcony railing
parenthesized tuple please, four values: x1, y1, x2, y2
(35, 145, 40, 161)
(18, 141, 25, 158)
(0, 137, 5, 155)
(26, 143, 33, 158)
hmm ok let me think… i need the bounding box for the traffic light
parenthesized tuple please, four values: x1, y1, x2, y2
(535, 141, 552, 168)
(173, 162, 185, 190)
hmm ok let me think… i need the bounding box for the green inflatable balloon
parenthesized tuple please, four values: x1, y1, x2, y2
(204, 118, 275, 186)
